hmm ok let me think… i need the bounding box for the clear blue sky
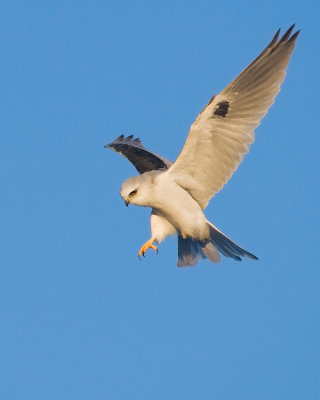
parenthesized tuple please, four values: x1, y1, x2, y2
(1, 1, 319, 399)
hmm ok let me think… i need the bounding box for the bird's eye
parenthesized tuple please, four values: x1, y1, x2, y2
(128, 189, 137, 198)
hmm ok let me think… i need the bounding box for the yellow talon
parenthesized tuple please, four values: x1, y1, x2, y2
(138, 238, 158, 258)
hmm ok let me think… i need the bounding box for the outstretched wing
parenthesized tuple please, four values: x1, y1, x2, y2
(167, 25, 300, 209)
(106, 135, 172, 174)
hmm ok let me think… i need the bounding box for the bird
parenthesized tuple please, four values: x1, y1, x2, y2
(106, 25, 300, 267)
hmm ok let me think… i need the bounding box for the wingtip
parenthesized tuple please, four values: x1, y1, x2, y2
(268, 28, 281, 48)
(105, 134, 129, 149)
(268, 24, 300, 53)
(279, 24, 296, 43)
(275, 27, 281, 40)
(289, 29, 300, 43)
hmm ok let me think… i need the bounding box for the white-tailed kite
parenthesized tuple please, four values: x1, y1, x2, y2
(106, 25, 299, 267)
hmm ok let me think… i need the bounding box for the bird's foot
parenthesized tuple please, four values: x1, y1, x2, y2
(138, 238, 158, 258)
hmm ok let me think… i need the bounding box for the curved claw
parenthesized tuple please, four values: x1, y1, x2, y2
(138, 238, 158, 258)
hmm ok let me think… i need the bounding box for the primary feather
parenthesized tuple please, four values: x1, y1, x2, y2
(106, 135, 172, 174)
(167, 25, 299, 208)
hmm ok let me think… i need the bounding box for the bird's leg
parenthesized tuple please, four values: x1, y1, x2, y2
(181, 232, 187, 239)
(138, 238, 158, 258)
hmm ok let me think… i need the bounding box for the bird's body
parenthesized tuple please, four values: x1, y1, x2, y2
(106, 25, 300, 266)
(121, 171, 209, 240)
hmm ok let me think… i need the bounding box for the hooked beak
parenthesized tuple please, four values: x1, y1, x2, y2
(125, 199, 129, 207)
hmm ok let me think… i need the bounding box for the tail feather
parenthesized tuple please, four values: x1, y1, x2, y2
(177, 235, 220, 267)
(177, 222, 258, 267)
(208, 223, 258, 261)
(200, 240, 221, 263)
(177, 236, 205, 267)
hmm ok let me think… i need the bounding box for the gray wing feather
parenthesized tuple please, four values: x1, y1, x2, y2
(106, 135, 172, 174)
(167, 25, 300, 209)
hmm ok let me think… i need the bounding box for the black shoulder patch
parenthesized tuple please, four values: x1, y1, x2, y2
(213, 101, 229, 117)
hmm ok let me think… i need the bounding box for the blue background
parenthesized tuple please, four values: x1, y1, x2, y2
(1, 1, 319, 399)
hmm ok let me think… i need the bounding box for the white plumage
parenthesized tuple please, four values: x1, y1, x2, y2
(107, 25, 299, 267)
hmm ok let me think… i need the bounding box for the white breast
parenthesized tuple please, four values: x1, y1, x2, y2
(151, 172, 209, 240)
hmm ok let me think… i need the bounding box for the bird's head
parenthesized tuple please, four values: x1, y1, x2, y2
(120, 173, 155, 207)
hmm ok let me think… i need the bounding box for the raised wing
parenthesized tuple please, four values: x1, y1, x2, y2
(167, 25, 300, 209)
(106, 135, 172, 174)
